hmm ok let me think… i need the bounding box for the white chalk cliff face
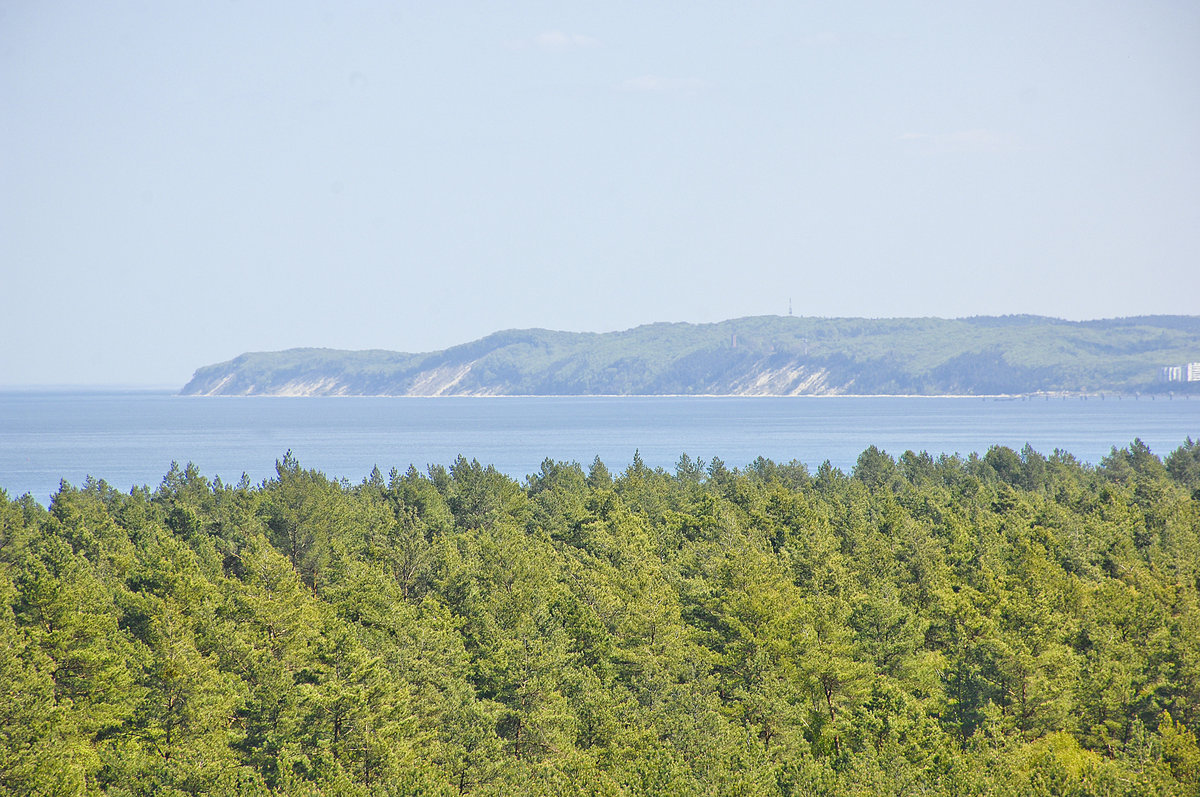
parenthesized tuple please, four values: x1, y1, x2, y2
(405, 364, 474, 396)
(727, 362, 836, 396)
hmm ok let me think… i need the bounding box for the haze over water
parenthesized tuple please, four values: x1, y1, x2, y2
(3, 391, 1197, 505)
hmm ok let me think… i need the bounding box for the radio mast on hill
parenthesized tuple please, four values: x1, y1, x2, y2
(788, 298, 793, 316)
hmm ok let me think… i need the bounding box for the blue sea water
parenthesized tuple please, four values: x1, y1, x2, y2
(2, 390, 1198, 505)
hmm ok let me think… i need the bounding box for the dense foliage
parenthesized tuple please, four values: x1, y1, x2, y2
(181, 315, 1200, 396)
(3, 439, 1200, 795)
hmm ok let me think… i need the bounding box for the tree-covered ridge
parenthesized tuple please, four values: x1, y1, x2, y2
(180, 315, 1200, 396)
(3, 440, 1200, 795)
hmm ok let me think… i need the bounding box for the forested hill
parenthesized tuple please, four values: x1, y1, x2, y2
(181, 315, 1200, 396)
(3, 440, 1200, 793)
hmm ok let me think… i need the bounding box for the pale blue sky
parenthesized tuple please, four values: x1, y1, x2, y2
(3, 1, 1198, 386)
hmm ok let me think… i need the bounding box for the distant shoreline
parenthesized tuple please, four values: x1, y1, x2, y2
(179, 315, 1200, 399)
(2, 386, 1193, 400)
(174, 391, 1191, 399)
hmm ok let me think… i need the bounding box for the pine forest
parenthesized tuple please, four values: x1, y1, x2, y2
(3, 440, 1200, 795)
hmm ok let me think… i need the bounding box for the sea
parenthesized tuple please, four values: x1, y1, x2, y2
(2, 390, 1198, 506)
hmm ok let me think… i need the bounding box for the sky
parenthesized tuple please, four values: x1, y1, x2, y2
(2, 1, 1198, 387)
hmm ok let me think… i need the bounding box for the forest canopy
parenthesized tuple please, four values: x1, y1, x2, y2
(3, 439, 1200, 795)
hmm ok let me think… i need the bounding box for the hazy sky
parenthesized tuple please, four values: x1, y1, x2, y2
(3, 2, 1198, 386)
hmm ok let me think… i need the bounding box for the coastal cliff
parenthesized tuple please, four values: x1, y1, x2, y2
(181, 315, 1200, 396)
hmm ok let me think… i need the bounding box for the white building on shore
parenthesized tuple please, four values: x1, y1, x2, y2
(1160, 362, 1200, 382)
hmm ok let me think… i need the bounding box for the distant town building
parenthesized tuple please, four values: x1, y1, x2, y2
(1161, 363, 1200, 382)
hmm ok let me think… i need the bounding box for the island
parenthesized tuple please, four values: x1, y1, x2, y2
(181, 314, 1200, 397)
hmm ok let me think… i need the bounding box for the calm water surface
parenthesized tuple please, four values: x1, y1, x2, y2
(2, 390, 1198, 504)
